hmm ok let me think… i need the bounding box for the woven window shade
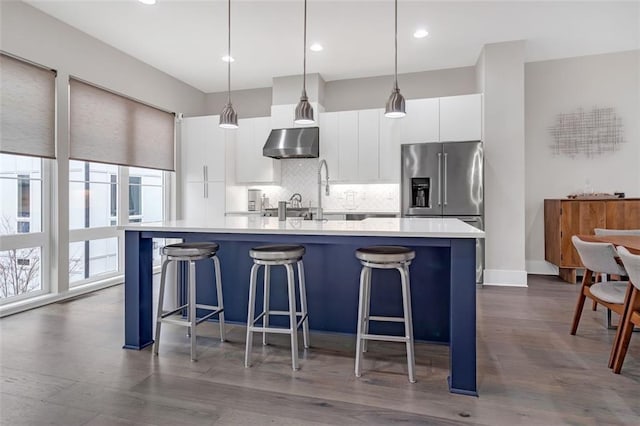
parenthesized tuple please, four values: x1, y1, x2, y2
(0, 53, 56, 159)
(69, 78, 175, 171)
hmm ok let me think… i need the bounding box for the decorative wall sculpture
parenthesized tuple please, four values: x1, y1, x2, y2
(549, 107, 625, 158)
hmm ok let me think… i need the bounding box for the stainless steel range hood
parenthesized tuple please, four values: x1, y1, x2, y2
(262, 127, 319, 159)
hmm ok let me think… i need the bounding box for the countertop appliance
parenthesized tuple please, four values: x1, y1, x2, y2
(247, 188, 261, 211)
(262, 127, 319, 159)
(401, 141, 484, 284)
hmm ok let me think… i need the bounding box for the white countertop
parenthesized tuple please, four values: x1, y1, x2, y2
(119, 217, 484, 239)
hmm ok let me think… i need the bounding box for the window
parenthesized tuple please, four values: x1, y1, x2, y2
(0, 154, 42, 236)
(69, 238, 118, 285)
(129, 167, 163, 223)
(69, 161, 119, 230)
(0, 247, 42, 299)
(17, 174, 30, 218)
(129, 176, 142, 218)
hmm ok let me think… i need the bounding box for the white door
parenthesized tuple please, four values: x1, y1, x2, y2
(319, 112, 339, 179)
(236, 117, 280, 184)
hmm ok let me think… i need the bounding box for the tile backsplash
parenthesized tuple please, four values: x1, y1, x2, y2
(227, 159, 400, 213)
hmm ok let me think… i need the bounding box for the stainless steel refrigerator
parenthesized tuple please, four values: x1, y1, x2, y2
(401, 141, 484, 284)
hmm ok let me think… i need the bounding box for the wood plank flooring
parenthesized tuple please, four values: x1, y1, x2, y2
(1, 275, 639, 425)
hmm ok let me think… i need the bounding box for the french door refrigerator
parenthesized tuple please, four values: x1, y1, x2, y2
(401, 141, 484, 283)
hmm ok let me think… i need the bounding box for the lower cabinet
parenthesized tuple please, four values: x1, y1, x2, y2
(544, 198, 640, 283)
(183, 181, 225, 222)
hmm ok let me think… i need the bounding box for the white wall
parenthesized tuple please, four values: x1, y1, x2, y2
(0, 1, 206, 115)
(524, 50, 640, 274)
(477, 41, 527, 286)
(324, 66, 477, 112)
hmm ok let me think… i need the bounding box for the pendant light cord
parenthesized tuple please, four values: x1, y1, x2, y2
(227, 0, 231, 104)
(394, 0, 398, 90)
(303, 0, 307, 95)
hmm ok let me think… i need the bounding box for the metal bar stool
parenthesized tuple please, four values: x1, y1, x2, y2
(154, 242, 225, 361)
(245, 244, 310, 370)
(354, 245, 416, 383)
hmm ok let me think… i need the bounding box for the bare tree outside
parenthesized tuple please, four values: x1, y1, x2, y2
(0, 217, 41, 298)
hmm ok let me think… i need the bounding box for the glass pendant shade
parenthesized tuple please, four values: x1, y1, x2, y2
(294, 91, 314, 124)
(219, 102, 238, 129)
(385, 87, 406, 118)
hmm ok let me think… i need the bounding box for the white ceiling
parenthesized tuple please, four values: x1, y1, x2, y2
(23, 0, 640, 93)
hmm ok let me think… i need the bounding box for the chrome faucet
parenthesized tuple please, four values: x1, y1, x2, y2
(317, 159, 330, 220)
(289, 193, 303, 208)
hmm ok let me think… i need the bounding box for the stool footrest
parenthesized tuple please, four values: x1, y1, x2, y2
(368, 315, 406, 323)
(195, 308, 224, 325)
(160, 305, 188, 319)
(250, 311, 307, 327)
(360, 333, 410, 343)
(248, 326, 297, 335)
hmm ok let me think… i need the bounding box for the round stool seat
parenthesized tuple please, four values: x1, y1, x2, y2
(355, 246, 415, 263)
(250, 244, 305, 261)
(161, 242, 219, 258)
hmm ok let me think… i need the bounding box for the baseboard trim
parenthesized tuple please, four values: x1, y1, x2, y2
(483, 269, 528, 287)
(526, 260, 559, 276)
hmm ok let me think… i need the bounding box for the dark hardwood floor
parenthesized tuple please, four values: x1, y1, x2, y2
(1, 274, 638, 425)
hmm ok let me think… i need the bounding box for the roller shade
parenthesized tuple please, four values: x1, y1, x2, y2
(0, 53, 56, 159)
(69, 78, 175, 171)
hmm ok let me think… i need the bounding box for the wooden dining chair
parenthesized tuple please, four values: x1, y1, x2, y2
(612, 246, 640, 374)
(589, 229, 639, 316)
(570, 236, 630, 364)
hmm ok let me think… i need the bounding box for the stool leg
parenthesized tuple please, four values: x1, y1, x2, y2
(185, 261, 191, 339)
(355, 266, 369, 377)
(262, 265, 270, 346)
(362, 266, 371, 353)
(285, 263, 299, 370)
(297, 260, 310, 349)
(399, 264, 416, 383)
(213, 256, 225, 342)
(189, 260, 197, 361)
(245, 263, 260, 368)
(154, 258, 171, 356)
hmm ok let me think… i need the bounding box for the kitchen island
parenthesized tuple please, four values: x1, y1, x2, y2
(120, 216, 484, 396)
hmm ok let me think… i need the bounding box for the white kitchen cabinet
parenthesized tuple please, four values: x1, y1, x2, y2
(378, 109, 403, 182)
(357, 109, 379, 181)
(337, 111, 359, 181)
(181, 115, 226, 183)
(235, 116, 281, 184)
(399, 98, 439, 143)
(319, 112, 339, 176)
(183, 181, 225, 222)
(439, 94, 482, 142)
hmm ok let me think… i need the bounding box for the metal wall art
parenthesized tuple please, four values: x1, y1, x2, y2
(549, 107, 625, 158)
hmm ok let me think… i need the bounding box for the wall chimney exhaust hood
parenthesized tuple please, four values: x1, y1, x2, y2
(262, 127, 319, 159)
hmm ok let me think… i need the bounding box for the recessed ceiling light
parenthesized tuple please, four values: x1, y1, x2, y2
(413, 29, 429, 39)
(310, 43, 323, 52)
(221, 55, 235, 63)
(138, 0, 156, 5)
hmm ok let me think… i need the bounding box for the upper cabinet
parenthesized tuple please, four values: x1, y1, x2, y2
(439, 94, 482, 142)
(181, 115, 225, 183)
(234, 116, 281, 184)
(399, 98, 440, 144)
(317, 94, 482, 184)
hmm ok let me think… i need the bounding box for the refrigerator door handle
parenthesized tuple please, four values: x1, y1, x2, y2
(443, 152, 448, 206)
(437, 152, 442, 206)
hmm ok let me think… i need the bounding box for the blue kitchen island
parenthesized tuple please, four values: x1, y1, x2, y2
(120, 216, 484, 396)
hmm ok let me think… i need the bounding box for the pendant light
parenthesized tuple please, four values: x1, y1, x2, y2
(219, 0, 238, 129)
(294, 0, 314, 124)
(385, 0, 406, 118)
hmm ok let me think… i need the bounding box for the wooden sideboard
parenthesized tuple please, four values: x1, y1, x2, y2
(544, 198, 640, 283)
